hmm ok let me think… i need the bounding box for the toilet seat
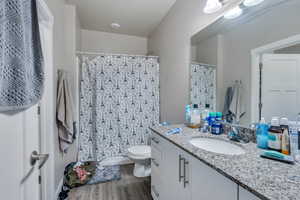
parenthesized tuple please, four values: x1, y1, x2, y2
(128, 145, 151, 159)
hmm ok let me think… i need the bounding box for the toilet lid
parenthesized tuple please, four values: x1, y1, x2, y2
(128, 145, 151, 157)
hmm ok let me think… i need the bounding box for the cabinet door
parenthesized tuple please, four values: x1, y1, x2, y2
(239, 187, 261, 200)
(160, 141, 183, 200)
(179, 151, 192, 200)
(191, 158, 238, 200)
(151, 133, 165, 200)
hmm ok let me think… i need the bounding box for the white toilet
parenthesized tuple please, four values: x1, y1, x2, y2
(128, 145, 151, 177)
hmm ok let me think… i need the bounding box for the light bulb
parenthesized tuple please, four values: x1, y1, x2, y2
(243, 0, 265, 7)
(224, 6, 243, 19)
(203, 0, 223, 14)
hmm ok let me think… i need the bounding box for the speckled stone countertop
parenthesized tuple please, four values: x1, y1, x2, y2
(150, 124, 300, 200)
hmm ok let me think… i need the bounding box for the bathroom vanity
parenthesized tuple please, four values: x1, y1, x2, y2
(150, 125, 300, 200)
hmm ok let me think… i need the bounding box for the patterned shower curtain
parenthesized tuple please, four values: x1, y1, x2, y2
(78, 55, 160, 161)
(190, 62, 216, 111)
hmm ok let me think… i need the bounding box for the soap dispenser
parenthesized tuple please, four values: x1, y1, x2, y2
(256, 117, 269, 149)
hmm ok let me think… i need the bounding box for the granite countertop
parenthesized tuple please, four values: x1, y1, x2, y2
(150, 124, 300, 200)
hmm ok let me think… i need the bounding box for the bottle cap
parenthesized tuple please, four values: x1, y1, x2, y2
(216, 112, 222, 117)
(280, 117, 289, 126)
(260, 117, 266, 124)
(209, 112, 216, 117)
(271, 117, 280, 126)
(193, 104, 198, 109)
(205, 104, 210, 109)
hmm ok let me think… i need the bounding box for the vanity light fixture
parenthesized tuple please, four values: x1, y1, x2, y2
(203, 0, 223, 14)
(224, 6, 243, 19)
(243, 0, 265, 7)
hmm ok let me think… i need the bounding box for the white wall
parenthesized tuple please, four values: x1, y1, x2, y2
(43, 0, 67, 197)
(194, 34, 224, 111)
(81, 29, 148, 55)
(196, 35, 218, 66)
(148, 0, 242, 123)
(45, 0, 81, 196)
(190, 45, 197, 61)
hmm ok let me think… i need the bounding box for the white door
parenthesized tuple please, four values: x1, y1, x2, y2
(0, 105, 41, 200)
(0, 3, 52, 200)
(261, 54, 300, 122)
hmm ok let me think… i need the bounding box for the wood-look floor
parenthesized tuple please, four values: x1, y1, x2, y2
(69, 164, 152, 200)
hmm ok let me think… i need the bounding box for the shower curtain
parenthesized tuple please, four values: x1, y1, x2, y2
(190, 62, 216, 111)
(78, 54, 160, 161)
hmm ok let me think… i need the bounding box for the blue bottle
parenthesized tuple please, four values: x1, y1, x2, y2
(208, 112, 216, 127)
(256, 118, 269, 149)
(211, 112, 223, 135)
(185, 105, 191, 124)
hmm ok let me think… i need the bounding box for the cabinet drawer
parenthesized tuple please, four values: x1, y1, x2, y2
(151, 146, 162, 170)
(151, 135, 161, 149)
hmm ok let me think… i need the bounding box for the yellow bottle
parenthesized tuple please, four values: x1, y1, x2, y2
(280, 118, 290, 155)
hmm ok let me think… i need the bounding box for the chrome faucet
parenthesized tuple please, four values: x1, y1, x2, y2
(221, 122, 256, 143)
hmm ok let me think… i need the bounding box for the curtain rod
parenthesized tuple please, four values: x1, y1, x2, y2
(76, 51, 159, 58)
(191, 61, 216, 68)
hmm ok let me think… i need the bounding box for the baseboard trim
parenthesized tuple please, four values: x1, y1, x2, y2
(55, 176, 64, 200)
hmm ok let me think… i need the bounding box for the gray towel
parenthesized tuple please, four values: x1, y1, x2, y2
(229, 82, 246, 123)
(0, 0, 44, 111)
(57, 70, 75, 153)
(223, 87, 234, 123)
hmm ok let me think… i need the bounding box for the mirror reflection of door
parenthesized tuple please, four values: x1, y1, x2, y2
(261, 54, 300, 122)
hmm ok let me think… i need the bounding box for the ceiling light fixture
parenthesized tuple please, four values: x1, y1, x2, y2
(243, 0, 265, 7)
(110, 23, 121, 29)
(224, 6, 243, 19)
(203, 0, 223, 14)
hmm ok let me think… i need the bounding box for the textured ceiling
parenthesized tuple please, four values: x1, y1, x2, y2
(67, 0, 177, 37)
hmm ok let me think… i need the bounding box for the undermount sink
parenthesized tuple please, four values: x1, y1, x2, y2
(189, 137, 245, 155)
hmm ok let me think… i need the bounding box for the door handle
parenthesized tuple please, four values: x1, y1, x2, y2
(179, 155, 184, 182)
(21, 150, 49, 184)
(183, 159, 189, 188)
(31, 151, 49, 169)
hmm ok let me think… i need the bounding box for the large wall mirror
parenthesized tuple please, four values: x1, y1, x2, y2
(190, 0, 300, 125)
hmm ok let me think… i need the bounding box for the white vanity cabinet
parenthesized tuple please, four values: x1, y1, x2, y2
(150, 134, 164, 200)
(151, 133, 192, 200)
(151, 131, 260, 200)
(190, 158, 238, 200)
(239, 187, 261, 200)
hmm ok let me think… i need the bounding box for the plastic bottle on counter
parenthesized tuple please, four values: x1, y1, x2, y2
(201, 104, 211, 121)
(256, 117, 269, 149)
(280, 117, 290, 155)
(268, 117, 282, 152)
(211, 112, 223, 135)
(208, 112, 216, 127)
(185, 104, 191, 124)
(189, 104, 201, 128)
(290, 130, 299, 161)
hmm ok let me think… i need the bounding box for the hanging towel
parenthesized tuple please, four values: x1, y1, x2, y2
(229, 82, 246, 123)
(57, 70, 76, 153)
(223, 86, 234, 123)
(0, 0, 44, 112)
